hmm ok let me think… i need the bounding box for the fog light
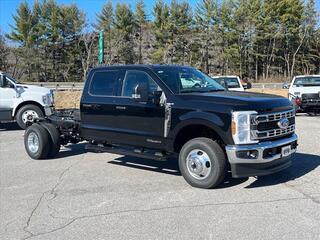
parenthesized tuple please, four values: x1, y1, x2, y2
(236, 150, 258, 159)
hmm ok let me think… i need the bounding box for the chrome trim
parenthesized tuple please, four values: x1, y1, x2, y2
(226, 134, 298, 164)
(251, 124, 295, 140)
(251, 109, 295, 140)
(252, 109, 295, 123)
(44, 106, 54, 116)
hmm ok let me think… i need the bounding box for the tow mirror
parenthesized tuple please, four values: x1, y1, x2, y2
(133, 82, 148, 102)
(0, 75, 7, 87)
(153, 90, 163, 105)
(282, 82, 289, 89)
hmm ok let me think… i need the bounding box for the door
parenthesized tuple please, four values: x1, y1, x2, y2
(0, 80, 16, 109)
(113, 69, 166, 149)
(80, 69, 123, 141)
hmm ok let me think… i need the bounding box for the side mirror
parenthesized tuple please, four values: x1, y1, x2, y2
(133, 82, 149, 102)
(282, 82, 289, 89)
(153, 90, 163, 105)
(0, 75, 7, 87)
(244, 82, 252, 90)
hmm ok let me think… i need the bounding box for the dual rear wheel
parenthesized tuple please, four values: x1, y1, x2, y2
(24, 123, 60, 159)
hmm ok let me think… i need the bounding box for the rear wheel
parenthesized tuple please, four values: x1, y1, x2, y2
(42, 123, 61, 158)
(179, 137, 226, 189)
(24, 124, 50, 159)
(16, 104, 44, 129)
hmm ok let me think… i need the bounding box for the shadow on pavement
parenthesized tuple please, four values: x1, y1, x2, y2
(109, 156, 181, 176)
(32, 143, 87, 160)
(0, 122, 21, 131)
(246, 152, 320, 188)
(109, 152, 319, 189)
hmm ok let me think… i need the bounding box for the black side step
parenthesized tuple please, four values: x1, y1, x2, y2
(85, 144, 168, 161)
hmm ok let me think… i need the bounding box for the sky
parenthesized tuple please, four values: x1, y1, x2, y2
(1, 0, 320, 35)
(0, 0, 197, 34)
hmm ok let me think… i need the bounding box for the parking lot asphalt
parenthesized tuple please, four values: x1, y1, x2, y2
(0, 115, 319, 240)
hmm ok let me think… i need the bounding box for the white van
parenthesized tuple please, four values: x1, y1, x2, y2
(0, 72, 54, 129)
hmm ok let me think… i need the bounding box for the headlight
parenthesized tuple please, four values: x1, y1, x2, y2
(42, 92, 54, 105)
(231, 111, 258, 145)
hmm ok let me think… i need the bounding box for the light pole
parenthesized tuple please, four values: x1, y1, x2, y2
(99, 30, 104, 64)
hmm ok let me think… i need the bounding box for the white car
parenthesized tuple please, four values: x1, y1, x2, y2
(0, 72, 54, 129)
(288, 75, 320, 114)
(211, 75, 250, 91)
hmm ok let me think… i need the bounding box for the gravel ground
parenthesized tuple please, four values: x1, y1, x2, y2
(0, 114, 319, 240)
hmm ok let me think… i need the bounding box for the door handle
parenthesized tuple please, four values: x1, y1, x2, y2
(115, 106, 126, 110)
(82, 104, 92, 108)
(82, 104, 101, 109)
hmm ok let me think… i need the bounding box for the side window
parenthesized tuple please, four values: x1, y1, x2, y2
(122, 70, 158, 97)
(89, 70, 119, 96)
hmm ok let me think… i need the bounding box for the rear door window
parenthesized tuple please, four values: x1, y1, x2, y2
(89, 70, 120, 96)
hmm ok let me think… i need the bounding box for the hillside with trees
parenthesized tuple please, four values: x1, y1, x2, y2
(0, 0, 319, 82)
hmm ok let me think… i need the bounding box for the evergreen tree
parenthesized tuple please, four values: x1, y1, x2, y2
(114, 3, 136, 64)
(135, 0, 147, 64)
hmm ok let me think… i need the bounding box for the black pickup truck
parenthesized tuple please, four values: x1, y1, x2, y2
(24, 65, 298, 188)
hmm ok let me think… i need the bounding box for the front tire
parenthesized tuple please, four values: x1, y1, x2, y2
(24, 124, 50, 159)
(16, 104, 44, 129)
(179, 137, 227, 189)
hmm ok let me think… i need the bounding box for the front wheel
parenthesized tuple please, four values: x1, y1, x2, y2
(179, 137, 227, 189)
(16, 104, 44, 129)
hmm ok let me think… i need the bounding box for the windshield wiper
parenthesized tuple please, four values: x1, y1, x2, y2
(206, 89, 225, 92)
(180, 89, 204, 93)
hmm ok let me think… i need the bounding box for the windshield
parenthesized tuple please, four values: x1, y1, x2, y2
(214, 77, 240, 88)
(293, 76, 320, 87)
(5, 74, 20, 84)
(153, 66, 225, 93)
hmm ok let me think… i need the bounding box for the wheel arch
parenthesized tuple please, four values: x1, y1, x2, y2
(170, 112, 232, 153)
(13, 101, 45, 118)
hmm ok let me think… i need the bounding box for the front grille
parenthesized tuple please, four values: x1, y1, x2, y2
(302, 93, 320, 104)
(251, 109, 295, 140)
(302, 93, 320, 99)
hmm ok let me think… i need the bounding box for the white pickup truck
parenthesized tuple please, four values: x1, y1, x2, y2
(287, 75, 320, 115)
(211, 75, 251, 91)
(0, 72, 54, 129)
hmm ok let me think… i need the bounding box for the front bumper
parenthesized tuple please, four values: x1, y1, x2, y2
(44, 106, 54, 116)
(226, 134, 298, 178)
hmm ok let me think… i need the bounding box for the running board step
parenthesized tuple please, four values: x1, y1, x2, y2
(85, 144, 168, 161)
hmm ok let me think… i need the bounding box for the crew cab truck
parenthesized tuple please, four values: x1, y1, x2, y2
(23, 65, 298, 189)
(0, 72, 54, 129)
(287, 75, 320, 115)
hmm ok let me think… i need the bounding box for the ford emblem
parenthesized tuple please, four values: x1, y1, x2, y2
(278, 118, 289, 129)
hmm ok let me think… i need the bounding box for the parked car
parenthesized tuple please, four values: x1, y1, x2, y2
(0, 72, 54, 129)
(23, 65, 297, 189)
(287, 75, 320, 115)
(211, 75, 251, 91)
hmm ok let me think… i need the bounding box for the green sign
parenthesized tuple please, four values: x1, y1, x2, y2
(99, 31, 104, 64)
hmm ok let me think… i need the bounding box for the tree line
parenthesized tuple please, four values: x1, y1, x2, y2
(0, 0, 319, 82)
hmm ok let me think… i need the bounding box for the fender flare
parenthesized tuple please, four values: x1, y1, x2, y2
(169, 111, 232, 147)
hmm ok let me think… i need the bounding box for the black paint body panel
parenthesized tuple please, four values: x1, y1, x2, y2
(79, 65, 294, 153)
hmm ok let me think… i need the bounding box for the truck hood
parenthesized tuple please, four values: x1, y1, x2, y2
(289, 86, 320, 96)
(16, 84, 51, 95)
(179, 91, 293, 113)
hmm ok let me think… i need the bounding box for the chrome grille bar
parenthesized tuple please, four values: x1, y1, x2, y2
(252, 109, 295, 124)
(251, 109, 295, 140)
